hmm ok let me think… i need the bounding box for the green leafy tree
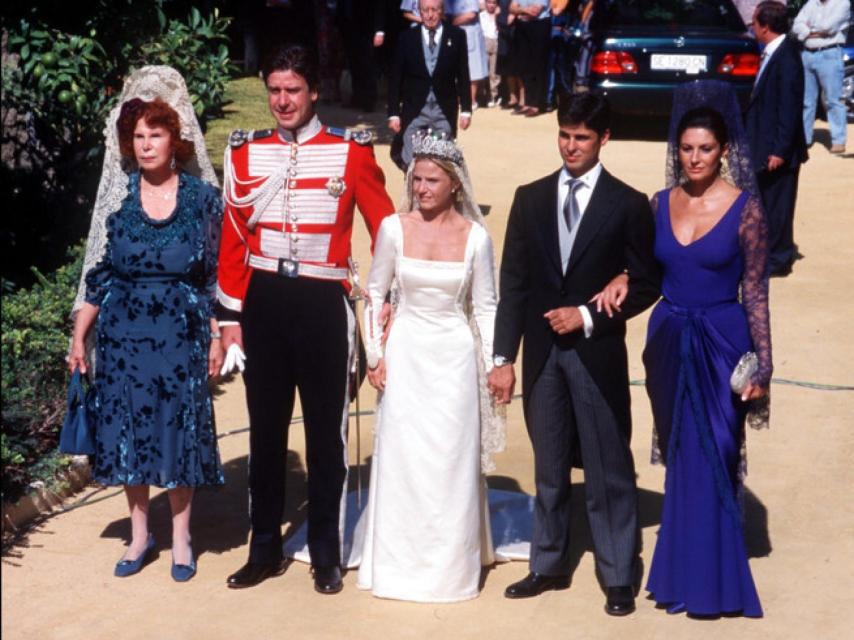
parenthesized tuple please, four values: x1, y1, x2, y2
(1, 2, 235, 288)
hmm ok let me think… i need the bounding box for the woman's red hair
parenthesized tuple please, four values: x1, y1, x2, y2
(116, 97, 194, 164)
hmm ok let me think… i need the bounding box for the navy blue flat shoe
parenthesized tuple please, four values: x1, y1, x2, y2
(114, 534, 155, 578)
(171, 546, 196, 582)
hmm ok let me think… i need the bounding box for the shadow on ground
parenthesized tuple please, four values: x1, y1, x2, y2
(71, 455, 770, 576)
(98, 450, 377, 561)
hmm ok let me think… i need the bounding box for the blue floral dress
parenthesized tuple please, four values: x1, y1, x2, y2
(85, 171, 225, 488)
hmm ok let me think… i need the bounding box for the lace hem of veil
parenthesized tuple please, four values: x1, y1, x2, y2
(73, 65, 219, 315)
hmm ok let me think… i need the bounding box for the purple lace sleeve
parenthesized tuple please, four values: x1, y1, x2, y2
(738, 195, 773, 387)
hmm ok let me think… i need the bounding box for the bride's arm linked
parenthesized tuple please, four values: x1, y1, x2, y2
(471, 229, 499, 374)
(364, 218, 398, 391)
(739, 196, 773, 402)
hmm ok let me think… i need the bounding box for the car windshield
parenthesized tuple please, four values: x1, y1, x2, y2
(596, 0, 746, 32)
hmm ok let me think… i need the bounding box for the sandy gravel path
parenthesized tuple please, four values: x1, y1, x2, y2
(3, 100, 852, 640)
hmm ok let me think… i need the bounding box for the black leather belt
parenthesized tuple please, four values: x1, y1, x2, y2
(806, 44, 841, 53)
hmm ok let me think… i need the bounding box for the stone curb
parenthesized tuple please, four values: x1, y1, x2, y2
(2, 456, 92, 536)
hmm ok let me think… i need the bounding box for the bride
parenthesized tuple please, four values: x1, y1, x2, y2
(354, 132, 504, 602)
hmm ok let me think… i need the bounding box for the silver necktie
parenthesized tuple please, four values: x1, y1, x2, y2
(429, 29, 437, 53)
(563, 178, 583, 234)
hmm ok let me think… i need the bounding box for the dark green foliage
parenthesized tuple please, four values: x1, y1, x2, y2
(1, 246, 84, 502)
(138, 7, 236, 121)
(1, 2, 236, 288)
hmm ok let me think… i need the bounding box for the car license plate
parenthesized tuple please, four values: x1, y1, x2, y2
(650, 54, 707, 74)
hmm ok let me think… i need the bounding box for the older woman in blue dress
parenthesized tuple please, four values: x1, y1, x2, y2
(68, 67, 224, 582)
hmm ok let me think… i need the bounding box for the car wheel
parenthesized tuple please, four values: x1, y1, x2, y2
(843, 64, 854, 123)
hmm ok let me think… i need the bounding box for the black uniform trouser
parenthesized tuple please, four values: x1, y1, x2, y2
(242, 271, 351, 567)
(517, 18, 552, 110)
(341, 28, 378, 111)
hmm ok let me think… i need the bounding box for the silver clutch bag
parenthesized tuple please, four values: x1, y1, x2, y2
(730, 352, 758, 394)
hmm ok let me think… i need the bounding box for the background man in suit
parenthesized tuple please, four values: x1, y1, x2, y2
(488, 93, 660, 616)
(746, 1, 809, 277)
(388, 0, 472, 169)
(336, 0, 385, 112)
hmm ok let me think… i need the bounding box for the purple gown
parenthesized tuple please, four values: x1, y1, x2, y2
(644, 188, 771, 617)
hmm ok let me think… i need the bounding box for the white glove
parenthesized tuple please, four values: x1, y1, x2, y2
(220, 343, 247, 376)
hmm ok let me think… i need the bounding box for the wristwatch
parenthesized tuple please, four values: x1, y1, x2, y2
(493, 355, 512, 368)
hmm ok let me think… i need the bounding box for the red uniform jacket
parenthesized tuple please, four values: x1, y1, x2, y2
(216, 117, 395, 320)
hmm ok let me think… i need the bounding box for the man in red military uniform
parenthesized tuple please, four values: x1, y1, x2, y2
(217, 44, 394, 593)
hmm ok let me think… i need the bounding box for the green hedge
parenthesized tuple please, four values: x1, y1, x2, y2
(1, 247, 83, 503)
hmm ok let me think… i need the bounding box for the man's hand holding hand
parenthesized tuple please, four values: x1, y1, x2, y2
(488, 364, 516, 405)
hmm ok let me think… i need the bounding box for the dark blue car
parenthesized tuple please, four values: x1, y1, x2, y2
(587, 0, 759, 116)
(843, 27, 853, 122)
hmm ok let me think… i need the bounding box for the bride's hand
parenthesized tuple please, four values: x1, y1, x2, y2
(589, 272, 629, 318)
(367, 359, 386, 391)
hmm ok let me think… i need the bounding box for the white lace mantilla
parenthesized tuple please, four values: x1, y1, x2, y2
(73, 65, 219, 313)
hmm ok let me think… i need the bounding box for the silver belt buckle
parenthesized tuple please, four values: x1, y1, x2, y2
(278, 258, 299, 278)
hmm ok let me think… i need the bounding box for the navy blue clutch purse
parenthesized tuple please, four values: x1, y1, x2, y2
(59, 369, 96, 455)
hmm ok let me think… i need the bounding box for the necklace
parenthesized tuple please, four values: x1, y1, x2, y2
(141, 186, 177, 201)
(141, 172, 179, 201)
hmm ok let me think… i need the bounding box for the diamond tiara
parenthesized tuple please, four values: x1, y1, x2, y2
(411, 129, 464, 165)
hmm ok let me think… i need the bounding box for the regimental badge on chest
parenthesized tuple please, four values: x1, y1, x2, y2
(326, 176, 346, 198)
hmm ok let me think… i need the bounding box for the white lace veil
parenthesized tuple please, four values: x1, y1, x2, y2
(72, 65, 219, 313)
(399, 139, 507, 473)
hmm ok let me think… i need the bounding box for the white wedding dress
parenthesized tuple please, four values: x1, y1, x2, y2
(352, 214, 497, 602)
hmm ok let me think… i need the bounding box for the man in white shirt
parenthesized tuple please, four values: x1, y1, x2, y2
(387, 0, 472, 169)
(792, 0, 851, 154)
(746, 1, 809, 277)
(489, 93, 660, 615)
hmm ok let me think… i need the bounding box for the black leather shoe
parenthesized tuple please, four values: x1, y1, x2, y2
(226, 561, 286, 589)
(313, 565, 343, 595)
(605, 586, 636, 616)
(504, 572, 570, 599)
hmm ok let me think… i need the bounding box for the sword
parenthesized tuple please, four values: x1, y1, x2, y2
(347, 257, 364, 509)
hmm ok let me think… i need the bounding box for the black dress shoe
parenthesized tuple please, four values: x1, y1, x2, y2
(313, 565, 343, 594)
(605, 586, 636, 616)
(226, 560, 286, 589)
(504, 572, 570, 599)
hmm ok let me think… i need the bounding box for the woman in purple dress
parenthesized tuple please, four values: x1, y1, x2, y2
(594, 82, 772, 617)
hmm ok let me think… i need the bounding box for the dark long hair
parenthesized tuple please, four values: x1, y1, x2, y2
(676, 107, 729, 148)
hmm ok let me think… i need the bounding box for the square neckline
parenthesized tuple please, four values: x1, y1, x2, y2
(397, 213, 475, 265)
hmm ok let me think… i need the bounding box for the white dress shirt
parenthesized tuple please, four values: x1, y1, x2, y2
(754, 33, 786, 85)
(421, 22, 444, 48)
(557, 161, 604, 339)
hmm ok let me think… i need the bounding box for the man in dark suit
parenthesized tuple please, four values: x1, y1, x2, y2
(746, 1, 809, 277)
(336, 0, 388, 112)
(488, 93, 660, 616)
(387, 0, 472, 169)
